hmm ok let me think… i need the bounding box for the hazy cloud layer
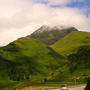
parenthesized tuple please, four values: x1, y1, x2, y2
(0, 0, 89, 46)
(32, 0, 85, 6)
(48, 0, 84, 6)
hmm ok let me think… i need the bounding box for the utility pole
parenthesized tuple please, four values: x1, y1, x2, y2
(75, 76, 79, 85)
(74, 77, 77, 85)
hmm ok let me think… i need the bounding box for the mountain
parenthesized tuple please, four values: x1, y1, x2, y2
(0, 37, 66, 89)
(29, 25, 78, 45)
(51, 31, 90, 56)
(0, 30, 90, 90)
(50, 31, 90, 81)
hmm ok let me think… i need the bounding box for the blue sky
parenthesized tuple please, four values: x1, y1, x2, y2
(33, 0, 90, 16)
(67, 0, 90, 16)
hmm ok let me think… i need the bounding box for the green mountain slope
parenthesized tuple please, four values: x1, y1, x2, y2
(29, 25, 78, 45)
(50, 31, 90, 81)
(0, 37, 67, 89)
(51, 31, 90, 56)
(0, 31, 90, 89)
(50, 45, 90, 82)
(0, 37, 65, 81)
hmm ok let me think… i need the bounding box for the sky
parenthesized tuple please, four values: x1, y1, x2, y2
(0, 0, 90, 46)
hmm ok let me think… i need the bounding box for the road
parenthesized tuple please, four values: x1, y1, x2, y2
(16, 84, 85, 90)
(68, 85, 85, 90)
(46, 85, 85, 90)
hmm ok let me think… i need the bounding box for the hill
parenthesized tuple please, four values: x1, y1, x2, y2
(51, 31, 90, 56)
(29, 25, 78, 45)
(0, 37, 66, 89)
(51, 44, 90, 81)
(49, 31, 90, 81)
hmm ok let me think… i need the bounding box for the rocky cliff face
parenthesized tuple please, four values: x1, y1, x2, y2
(29, 25, 78, 45)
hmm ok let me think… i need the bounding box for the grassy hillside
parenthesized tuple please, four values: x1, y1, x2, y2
(51, 31, 90, 56)
(0, 37, 66, 89)
(50, 31, 90, 82)
(50, 45, 90, 82)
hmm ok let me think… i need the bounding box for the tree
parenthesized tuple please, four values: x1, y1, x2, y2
(85, 78, 90, 90)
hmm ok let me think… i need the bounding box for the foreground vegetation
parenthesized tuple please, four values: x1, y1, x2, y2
(3, 80, 86, 90)
(85, 78, 90, 90)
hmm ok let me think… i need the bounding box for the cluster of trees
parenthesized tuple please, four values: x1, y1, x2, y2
(0, 55, 39, 81)
(8, 56, 40, 81)
(8, 65, 30, 81)
(68, 45, 90, 73)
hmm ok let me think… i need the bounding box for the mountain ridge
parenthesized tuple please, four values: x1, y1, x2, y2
(29, 25, 78, 45)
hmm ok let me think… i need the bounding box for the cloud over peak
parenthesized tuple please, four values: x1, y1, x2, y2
(32, 0, 85, 6)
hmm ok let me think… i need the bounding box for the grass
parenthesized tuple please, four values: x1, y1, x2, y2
(51, 31, 90, 56)
(0, 37, 66, 90)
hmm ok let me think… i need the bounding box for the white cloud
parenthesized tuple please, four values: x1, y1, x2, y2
(0, 0, 33, 18)
(0, 0, 89, 46)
